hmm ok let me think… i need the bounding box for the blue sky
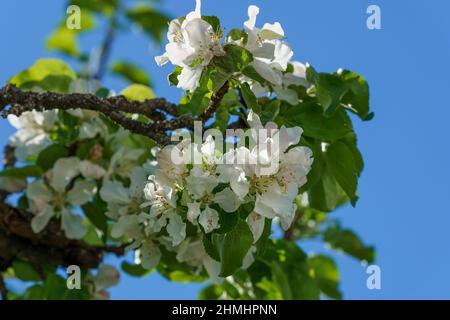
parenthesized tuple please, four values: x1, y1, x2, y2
(1, 0, 450, 299)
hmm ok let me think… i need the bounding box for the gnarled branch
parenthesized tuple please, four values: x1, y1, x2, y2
(0, 83, 229, 145)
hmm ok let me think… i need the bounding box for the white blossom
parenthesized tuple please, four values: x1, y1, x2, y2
(7, 110, 57, 160)
(155, 0, 224, 91)
(26, 157, 99, 239)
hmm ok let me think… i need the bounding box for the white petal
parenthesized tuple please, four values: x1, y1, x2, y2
(129, 167, 148, 199)
(247, 110, 263, 129)
(140, 240, 162, 270)
(111, 215, 141, 239)
(26, 180, 52, 202)
(177, 66, 203, 92)
(167, 214, 186, 246)
(272, 41, 293, 71)
(95, 265, 120, 290)
(155, 53, 169, 66)
(261, 22, 285, 39)
(80, 160, 106, 180)
(274, 86, 298, 105)
(244, 5, 260, 30)
(202, 254, 223, 285)
(31, 206, 55, 233)
(67, 179, 97, 206)
(246, 212, 265, 243)
(214, 187, 241, 213)
(252, 59, 283, 86)
(61, 208, 86, 239)
(199, 206, 220, 233)
(187, 202, 201, 223)
(242, 246, 257, 269)
(50, 157, 81, 191)
(100, 181, 131, 205)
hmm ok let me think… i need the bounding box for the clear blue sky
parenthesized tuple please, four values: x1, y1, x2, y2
(1, 0, 450, 299)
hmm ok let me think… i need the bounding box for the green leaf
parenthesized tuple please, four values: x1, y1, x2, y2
(260, 99, 280, 124)
(82, 196, 108, 241)
(325, 141, 358, 202)
(199, 284, 224, 300)
(308, 255, 342, 299)
(219, 219, 253, 277)
(324, 225, 375, 263)
(0, 165, 43, 178)
(46, 27, 79, 57)
(263, 240, 320, 300)
(203, 234, 222, 262)
(36, 144, 69, 171)
(111, 61, 150, 86)
(214, 89, 238, 131)
(240, 82, 259, 111)
(226, 28, 247, 42)
(168, 66, 182, 86)
(9, 58, 76, 92)
(125, 5, 170, 43)
(208, 45, 252, 92)
(339, 70, 370, 120)
(69, 0, 118, 15)
(121, 261, 153, 277)
(202, 16, 221, 33)
(12, 261, 41, 282)
(276, 103, 353, 141)
(120, 84, 155, 102)
(308, 165, 347, 212)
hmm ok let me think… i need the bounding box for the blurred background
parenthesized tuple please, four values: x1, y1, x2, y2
(1, 0, 450, 299)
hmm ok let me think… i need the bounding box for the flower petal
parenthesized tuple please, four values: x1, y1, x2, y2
(50, 157, 81, 191)
(31, 206, 55, 233)
(199, 206, 220, 233)
(61, 208, 86, 239)
(67, 179, 97, 206)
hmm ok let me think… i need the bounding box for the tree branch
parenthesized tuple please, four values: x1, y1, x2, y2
(0, 82, 231, 146)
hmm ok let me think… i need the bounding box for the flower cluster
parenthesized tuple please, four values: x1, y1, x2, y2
(155, 1, 309, 104)
(98, 111, 313, 281)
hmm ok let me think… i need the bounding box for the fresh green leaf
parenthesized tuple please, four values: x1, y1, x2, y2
(219, 219, 253, 276)
(308, 255, 342, 299)
(36, 144, 69, 171)
(325, 141, 358, 202)
(111, 61, 150, 86)
(125, 5, 170, 43)
(120, 84, 155, 102)
(324, 225, 375, 263)
(0, 165, 43, 178)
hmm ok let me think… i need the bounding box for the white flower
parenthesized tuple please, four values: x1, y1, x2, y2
(213, 187, 241, 213)
(142, 170, 186, 246)
(100, 166, 148, 220)
(186, 166, 218, 200)
(198, 205, 220, 233)
(176, 237, 223, 284)
(242, 5, 293, 87)
(155, 144, 187, 185)
(155, 0, 224, 91)
(91, 264, 120, 300)
(26, 157, 98, 239)
(8, 110, 57, 160)
(104, 147, 145, 181)
(218, 111, 313, 230)
(139, 239, 162, 270)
